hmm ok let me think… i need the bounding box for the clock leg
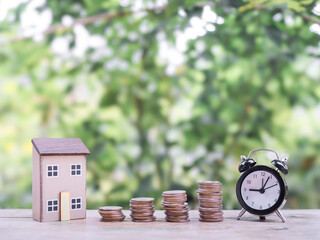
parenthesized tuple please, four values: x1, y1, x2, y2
(237, 208, 246, 220)
(275, 210, 286, 223)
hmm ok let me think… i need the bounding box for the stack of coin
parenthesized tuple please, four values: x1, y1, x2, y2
(98, 206, 126, 222)
(130, 197, 156, 222)
(162, 190, 189, 222)
(197, 181, 223, 222)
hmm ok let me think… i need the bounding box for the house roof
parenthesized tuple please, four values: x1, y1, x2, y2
(31, 138, 90, 156)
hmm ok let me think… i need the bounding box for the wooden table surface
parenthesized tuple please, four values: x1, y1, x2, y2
(0, 209, 319, 239)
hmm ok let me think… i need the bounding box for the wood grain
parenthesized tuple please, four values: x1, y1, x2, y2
(0, 210, 319, 239)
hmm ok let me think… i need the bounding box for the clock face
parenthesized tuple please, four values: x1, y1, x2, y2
(241, 170, 280, 210)
(236, 165, 286, 215)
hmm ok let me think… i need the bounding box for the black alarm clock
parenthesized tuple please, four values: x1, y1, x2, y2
(236, 149, 288, 222)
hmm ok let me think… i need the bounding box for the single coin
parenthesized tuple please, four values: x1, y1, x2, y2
(163, 194, 187, 198)
(163, 195, 187, 201)
(198, 181, 221, 184)
(100, 217, 125, 222)
(164, 208, 189, 214)
(131, 197, 154, 202)
(200, 213, 223, 218)
(200, 216, 223, 220)
(198, 185, 222, 189)
(199, 217, 223, 222)
(99, 206, 123, 211)
(197, 191, 223, 195)
(99, 213, 125, 217)
(99, 214, 125, 218)
(199, 210, 223, 215)
(162, 207, 188, 211)
(165, 214, 189, 220)
(130, 208, 155, 213)
(197, 190, 222, 194)
(131, 215, 156, 220)
(130, 207, 154, 212)
(199, 201, 223, 205)
(101, 217, 126, 221)
(199, 202, 223, 207)
(198, 202, 222, 207)
(166, 218, 190, 223)
(162, 190, 186, 195)
(198, 196, 223, 201)
(100, 213, 126, 218)
(98, 210, 124, 214)
(130, 207, 155, 212)
(200, 202, 223, 206)
(198, 195, 222, 200)
(198, 206, 223, 211)
(130, 202, 154, 207)
(162, 205, 189, 210)
(198, 186, 222, 190)
(165, 212, 189, 217)
(163, 193, 187, 197)
(130, 204, 154, 208)
(131, 212, 155, 217)
(130, 200, 154, 204)
(198, 185, 222, 188)
(163, 198, 187, 202)
(161, 201, 188, 207)
(199, 200, 223, 204)
(132, 218, 156, 222)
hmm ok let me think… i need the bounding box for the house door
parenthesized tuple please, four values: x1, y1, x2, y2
(60, 191, 70, 221)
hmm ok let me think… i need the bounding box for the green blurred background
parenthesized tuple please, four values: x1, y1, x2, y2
(0, 0, 320, 210)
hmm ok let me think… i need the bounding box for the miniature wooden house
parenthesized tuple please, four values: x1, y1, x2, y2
(31, 138, 90, 222)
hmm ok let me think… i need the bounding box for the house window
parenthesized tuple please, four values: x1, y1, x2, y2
(47, 199, 59, 212)
(47, 165, 58, 177)
(71, 164, 81, 176)
(71, 197, 82, 210)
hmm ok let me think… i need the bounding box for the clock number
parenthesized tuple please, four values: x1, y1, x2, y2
(261, 172, 265, 176)
(246, 196, 249, 200)
(274, 199, 277, 202)
(253, 174, 257, 178)
(268, 203, 271, 207)
(259, 206, 262, 210)
(278, 190, 280, 194)
(252, 202, 254, 206)
(244, 188, 247, 191)
(270, 175, 272, 179)
(247, 180, 251, 184)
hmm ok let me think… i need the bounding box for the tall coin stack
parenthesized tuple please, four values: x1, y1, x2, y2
(130, 197, 156, 222)
(162, 190, 189, 222)
(197, 181, 223, 222)
(98, 206, 126, 222)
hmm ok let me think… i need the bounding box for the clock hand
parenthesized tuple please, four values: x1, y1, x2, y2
(262, 178, 264, 189)
(264, 184, 278, 190)
(249, 189, 261, 192)
(262, 176, 270, 189)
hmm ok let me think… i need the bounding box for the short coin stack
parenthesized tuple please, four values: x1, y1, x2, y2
(98, 206, 126, 222)
(130, 197, 156, 222)
(197, 181, 223, 222)
(162, 190, 189, 222)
